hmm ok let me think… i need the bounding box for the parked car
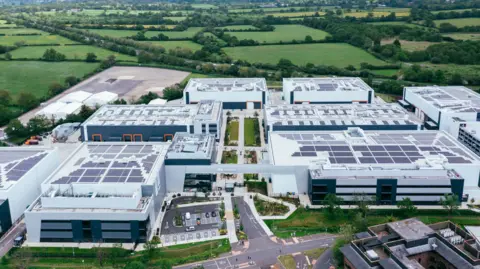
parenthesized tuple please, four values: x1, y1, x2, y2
(196, 218, 201, 225)
(205, 212, 210, 218)
(185, 212, 191, 220)
(185, 226, 195, 232)
(212, 211, 217, 217)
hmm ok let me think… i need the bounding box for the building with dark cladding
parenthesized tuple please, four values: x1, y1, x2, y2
(341, 218, 480, 269)
(183, 78, 267, 110)
(80, 100, 223, 142)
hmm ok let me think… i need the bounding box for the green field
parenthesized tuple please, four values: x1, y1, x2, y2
(0, 28, 45, 35)
(432, 8, 473, 14)
(345, 10, 410, 17)
(216, 25, 258, 30)
(86, 27, 203, 39)
(443, 33, 480, 41)
(270, 11, 321, 17)
(382, 39, 438, 51)
(224, 43, 385, 67)
(369, 69, 399, 76)
(244, 118, 260, 147)
(191, 4, 217, 9)
(4, 45, 137, 61)
(227, 25, 329, 43)
(0, 61, 99, 98)
(434, 18, 480, 27)
(0, 35, 78, 46)
(226, 120, 239, 141)
(164, 16, 188, 22)
(144, 40, 202, 51)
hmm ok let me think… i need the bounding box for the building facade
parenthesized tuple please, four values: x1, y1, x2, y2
(458, 122, 480, 157)
(184, 78, 267, 110)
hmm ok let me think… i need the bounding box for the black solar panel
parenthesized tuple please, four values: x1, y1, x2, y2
(359, 157, 376, 164)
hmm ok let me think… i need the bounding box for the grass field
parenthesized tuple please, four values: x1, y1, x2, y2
(0, 35, 78, 46)
(244, 118, 260, 146)
(164, 16, 188, 22)
(4, 45, 137, 61)
(265, 208, 480, 238)
(270, 11, 322, 17)
(86, 27, 202, 39)
(442, 33, 480, 41)
(221, 150, 238, 164)
(226, 120, 239, 141)
(192, 4, 217, 9)
(227, 24, 329, 43)
(434, 18, 480, 27)
(279, 255, 296, 269)
(432, 8, 473, 14)
(369, 69, 399, 76)
(381, 38, 439, 51)
(144, 40, 202, 51)
(0, 61, 99, 98)
(345, 10, 410, 17)
(216, 25, 258, 30)
(0, 28, 45, 35)
(224, 43, 385, 67)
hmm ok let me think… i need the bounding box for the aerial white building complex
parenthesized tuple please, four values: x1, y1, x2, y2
(184, 78, 267, 109)
(401, 86, 480, 136)
(283, 77, 374, 104)
(0, 147, 60, 234)
(268, 128, 480, 205)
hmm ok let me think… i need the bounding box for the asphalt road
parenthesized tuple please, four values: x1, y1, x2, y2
(233, 197, 267, 240)
(161, 204, 220, 234)
(314, 248, 335, 269)
(174, 235, 336, 269)
(0, 222, 25, 258)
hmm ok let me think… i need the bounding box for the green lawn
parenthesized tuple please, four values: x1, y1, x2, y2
(279, 255, 296, 269)
(434, 18, 480, 27)
(443, 33, 480, 41)
(227, 25, 329, 43)
(244, 118, 260, 146)
(164, 16, 188, 22)
(369, 69, 399, 76)
(246, 181, 267, 195)
(143, 40, 202, 51)
(224, 43, 385, 68)
(0, 61, 99, 98)
(265, 208, 480, 238)
(226, 120, 239, 141)
(86, 27, 203, 39)
(191, 4, 217, 9)
(0, 35, 78, 46)
(4, 45, 137, 61)
(381, 39, 438, 51)
(432, 8, 474, 14)
(221, 150, 238, 164)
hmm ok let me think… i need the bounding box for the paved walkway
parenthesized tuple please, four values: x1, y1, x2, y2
(0, 222, 25, 257)
(223, 197, 238, 243)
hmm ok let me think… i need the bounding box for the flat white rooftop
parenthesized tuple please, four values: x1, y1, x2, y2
(46, 142, 169, 186)
(461, 122, 480, 141)
(269, 128, 480, 167)
(283, 77, 373, 92)
(405, 86, 480, 113)
(185, 78, 267, 92)
(167, 133, 215, 160)
(265, 103, 421, 127)
(83, 100, 221, 126)
(0, 147, 53, 190)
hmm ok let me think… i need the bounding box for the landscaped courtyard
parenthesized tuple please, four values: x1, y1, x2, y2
(244, 118, 261, 147)
(221, 150, 238, 164)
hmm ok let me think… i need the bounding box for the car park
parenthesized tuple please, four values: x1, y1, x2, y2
(205, 212, 210, 218)
(212, 211, 217, 217)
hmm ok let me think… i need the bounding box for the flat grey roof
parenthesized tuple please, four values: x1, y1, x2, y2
(265, 103, 421, 127)
(283, 77, 373, 92)
(167, 133, 215, 160)
(269, 129, 480, 167)
(83, 100, 221, 126)
(387, 218, 434, 241)
(185, 78, 267, 92)
(405, 86, 480, 113)
(46, 142, 169, 185)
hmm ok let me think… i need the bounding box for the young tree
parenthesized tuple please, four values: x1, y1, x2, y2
(0, 105, 12, 126)
(322, 194, 343, 219)
(162, 87, 183, 101)
(42, 48, 66, 61)
(109, 243, 124, 268)
(5, 119, 27, 139)
(143, 238, 159, 259)
(11, 248, 32, 269)
(17, 92, 38, 110)
(65, 76, 79, 87)
(0, 90, 12, 106)
(396, 197, 417, 217)
(4, 52, 12, 60)
(304, 35, 313, 43)
(352, 193, 373, 218)
(138, 51, 153, 64)
(100, 55, 117, 69)
(48, 82, 65, 96)
(96, 247, 106, 267)
(27, 115, 51, 135)
(85, 52, 97, 62)
(440, 194, 460, 217)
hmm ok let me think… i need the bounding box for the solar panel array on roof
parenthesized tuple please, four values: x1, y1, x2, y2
(3, 152, 47, 181)
(51, 144, 164, 185)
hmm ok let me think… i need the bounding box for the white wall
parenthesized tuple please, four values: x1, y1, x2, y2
(405, 90, 440, 123)
(189, 91, 263, 104)
(293, 91, 371, 103)
(441, 112, 478, 137)
(1, 149, 61, 224)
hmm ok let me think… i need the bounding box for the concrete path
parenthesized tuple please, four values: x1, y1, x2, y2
(223, 197, 238, 244)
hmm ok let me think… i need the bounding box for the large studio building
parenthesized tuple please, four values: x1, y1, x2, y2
(283, 77, 374, 104)
(81, 100, 223, 142)
(183, 78, 268, 109)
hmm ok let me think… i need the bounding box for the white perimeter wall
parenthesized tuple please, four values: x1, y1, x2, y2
(188, 91, 263, 103)
(292, 91, 370, 103)
(0, 149, 61, 224)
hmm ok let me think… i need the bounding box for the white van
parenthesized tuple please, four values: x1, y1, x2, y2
(185, 212, 191, 220)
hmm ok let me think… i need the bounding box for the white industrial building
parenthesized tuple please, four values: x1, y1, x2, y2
(458, 122, 480, 157)
(283, 77, 374, 104)
(401, 86, 480, 136)
(263, 103, 423, 141)
(184, 78, 268, 109)
(148, 98, 167, 105)
(55, 102, 83, 119)
(25, 142, 170, 243)
(83, 91, 118, 108)
(36, 102, 67, 120)
(57, 91, 92, 104)
(0, 147, 60, 234)
(268, 128, 480, 204)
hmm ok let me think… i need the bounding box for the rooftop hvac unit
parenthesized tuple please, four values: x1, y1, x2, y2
(450, 235, 463, 245)
(366, 250, 379, 261)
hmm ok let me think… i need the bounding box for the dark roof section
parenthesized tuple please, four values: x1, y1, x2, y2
(378, 258, 402, 269)
(340, 245, 373, 269)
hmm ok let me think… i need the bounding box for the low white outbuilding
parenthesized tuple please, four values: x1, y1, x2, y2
(83, 91, 118, 108)
(55, 102, 83, 119)
(148, 98, 167, 105)
(35, 102, 67, 119)
(57, 91, 92, 104)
